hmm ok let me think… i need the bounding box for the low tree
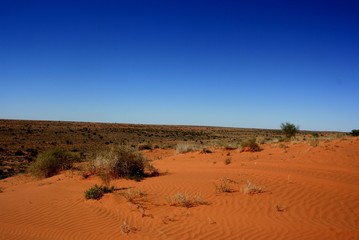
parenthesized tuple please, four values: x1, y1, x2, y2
(280, 122, 299, 140)
(350, 129, 359, 136)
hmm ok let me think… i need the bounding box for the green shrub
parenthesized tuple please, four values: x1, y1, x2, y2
(350, 129, 359, 136)
(84, 185, 115, 200)
(241, 138, 260, 152)
(28, 148, 79, 178)
(280, 122, 299, 139)
(94, 145, 157, 181)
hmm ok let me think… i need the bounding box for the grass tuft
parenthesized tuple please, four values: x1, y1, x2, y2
(176, 143, 199, 154)
(166, 192, 208, 208)
(242, 180, 265, 194)
(84, 184, 115, 200)
(240, 138, 260, 152)
(214, 177, 236, 193)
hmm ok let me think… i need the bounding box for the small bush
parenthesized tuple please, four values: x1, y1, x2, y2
(240, 138, 260, 152)
(308, 138, 320, 147)
(121, 188, 147, 203)
(94, 145, 157, 181)
(28, 148, 79, 178)
(280, 122, 299, 139)
(166, 192, 207, 208)
(350, 129, 359, 136)
(242, 180, 265, 194)
(176, 143, 199, 154)
(214, 177, 236, 193)
(84, 184, 115, 200)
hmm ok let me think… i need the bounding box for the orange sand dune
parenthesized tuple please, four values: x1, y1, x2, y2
(1, 138, 359, 240)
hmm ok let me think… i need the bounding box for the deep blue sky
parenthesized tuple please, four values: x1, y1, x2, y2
(1, 0, 358, 131)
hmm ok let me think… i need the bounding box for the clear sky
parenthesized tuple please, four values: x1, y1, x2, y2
(1, 0, 358, 131)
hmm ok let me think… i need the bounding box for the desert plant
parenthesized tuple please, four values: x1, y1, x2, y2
(242, 180, 265, 194)
(350, 129, 359, 136)
(176, 143, 199, 154)
(311, 132, 319, 138)
(94, 145, 157, 181)
(166, 192, 207, 208)
(28, 148, 79, 178)
(84, 184, 115, 200)
(280, 122, 299, 139)
(240, 138, 260, 152)
(121, 188, 147, 203)
(308, 138, 320, 147)
(214, 177, 236, 193)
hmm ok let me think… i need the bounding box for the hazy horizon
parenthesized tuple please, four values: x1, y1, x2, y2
(1, 1, 358, 132)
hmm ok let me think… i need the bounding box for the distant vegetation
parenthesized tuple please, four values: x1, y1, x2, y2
(280, 122, 299, 140)
(28, 148, 79, 178)
(0, 119, 342, 179)
(350, 129, 359, 136)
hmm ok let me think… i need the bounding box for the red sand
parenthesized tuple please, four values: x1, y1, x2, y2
(1, 138, 359, 240)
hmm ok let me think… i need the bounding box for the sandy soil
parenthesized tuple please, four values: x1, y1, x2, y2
(0, 138, 358, 240)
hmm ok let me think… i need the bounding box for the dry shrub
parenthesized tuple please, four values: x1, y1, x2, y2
(308, 138, 320, 147)
(28, 148, 79, 178)
(240, 138, 260, 152)
(121, 188, 147, 203)
(242, 180, 265, 194)
(176, 143, 199, 154)
(93, 145, 158, 181)
(214, 177, 236, 193)
(166, 192, 207, 208)
(256, 137, 266, 144)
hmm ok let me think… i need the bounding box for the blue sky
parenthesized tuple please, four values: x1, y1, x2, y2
(0, 0, 358, 131)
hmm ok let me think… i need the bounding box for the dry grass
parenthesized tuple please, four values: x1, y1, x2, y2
(242, 180, 265, 194)
(308, 138, 320, 147)
(176, 143, 200, 154)
(240, 138, 260, 152)
(166, 192, 207, 208)
(214, 177, 237, 193)
(121, 188, 147, 203)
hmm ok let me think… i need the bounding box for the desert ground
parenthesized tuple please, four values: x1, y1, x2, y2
(0, 124, 359, 239)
